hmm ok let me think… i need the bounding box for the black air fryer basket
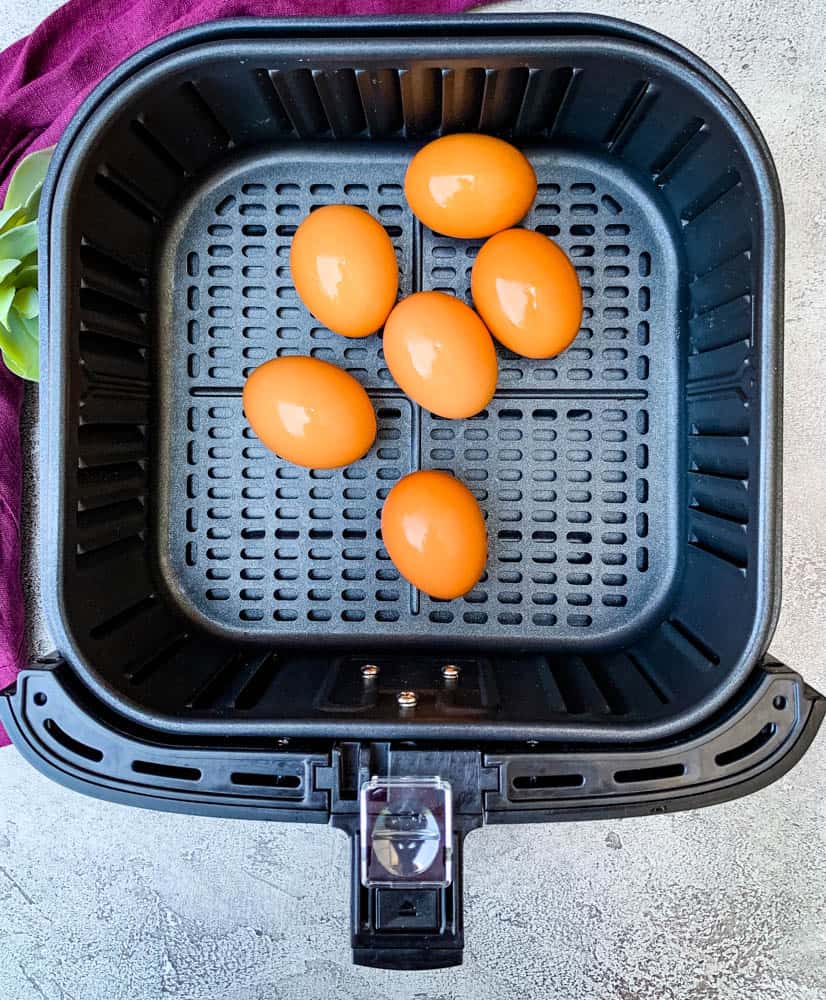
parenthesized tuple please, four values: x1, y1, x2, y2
(4, 14, 823, 970)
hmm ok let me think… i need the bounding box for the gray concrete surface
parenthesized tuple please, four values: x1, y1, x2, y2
(2, 1, 825, 997)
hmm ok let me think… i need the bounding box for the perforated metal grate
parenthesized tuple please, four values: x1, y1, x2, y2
(176, 396, 414, 633)
(172, 151, 412, 393)
(158, 145, 680, 647)
(419, 399, 653, 631)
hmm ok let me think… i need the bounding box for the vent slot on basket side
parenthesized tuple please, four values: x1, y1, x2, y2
(512, 772, 584, 790)
(672, 118, 756, 601)
(80, 289, 149, 348)
(269, 69, 334, 139)
(132, 759, 202, 781)
(439, 67, 486, 133)
(234, 654, 280, 710)
(88, 593, 159, 640)
(311, 68, 368, 139)
(714, 723, 775, 767)
(43, 720, 104, 763)
(94, 168, 161, 226)
(667, 619, 721, 667)
(355, 68, 404, 137)
(137, 82, 235, 176)
(514, 66, 576, 138)
(129, 116, 191, 179)
(613, 762, 685, 783)
(684, 390, 752, 586)
(80, 242, 150, 309)
(230, 771, 302, 789)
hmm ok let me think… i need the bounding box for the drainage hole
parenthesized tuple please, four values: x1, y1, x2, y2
(512, 773, 584, 790)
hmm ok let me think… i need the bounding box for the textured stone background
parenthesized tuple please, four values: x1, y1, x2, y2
(1, 1, 825, 997)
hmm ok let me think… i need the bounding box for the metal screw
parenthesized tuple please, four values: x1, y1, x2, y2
(361, 664, 380, 680)
(526, 740, 539, 748)
(442, 664, 460, 681)
(397, 691, 417, 709)
(277, 737, 290, 747)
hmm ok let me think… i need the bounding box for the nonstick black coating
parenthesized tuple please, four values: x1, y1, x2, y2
(156, 144, 680, 649)
(37, 16, 783, 741)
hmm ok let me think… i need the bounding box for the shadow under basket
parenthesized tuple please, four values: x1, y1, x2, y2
(8, 13, 822, 972)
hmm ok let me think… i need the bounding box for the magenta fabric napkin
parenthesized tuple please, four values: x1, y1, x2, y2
(0, 364, 24, 743)
(0, 0, 477, 746)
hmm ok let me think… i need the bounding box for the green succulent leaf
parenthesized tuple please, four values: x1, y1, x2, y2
(3, 148, 52, 212)
(13, 286, 38, 320)
(14, 265, 37, 287)
(0, 307, 38, 380)
(18, 310, 38, 342)
(0, 220, 37, 261)
(1, 352, 27, 379)
(21, 182, 45, 222)
(0, 284, 14, 328)
(0, 259, 20, 283)
(0, 147, 52, 379)
(0, 206, 22, 231)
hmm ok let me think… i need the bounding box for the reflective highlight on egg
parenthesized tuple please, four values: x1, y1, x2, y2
(471, 228, 583, 359)
(382, 291, 498, 419)
(290, 205, 399, 337)
(404, 134, 537, 239)
(242, 356, 376, 468)
(381, 470, 487, 599)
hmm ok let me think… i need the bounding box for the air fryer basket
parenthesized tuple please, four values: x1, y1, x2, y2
(39, 17, 781, 740)
(5, 14, 822, 971)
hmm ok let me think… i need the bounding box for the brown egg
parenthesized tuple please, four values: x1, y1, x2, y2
(381, 470, 487, 599)
(290, 205, 399, 337)
(243, 356, 376, 468)
(471, 228, 583, 359)
(382, 291, 498, 419)
(405, 133, 537, 238)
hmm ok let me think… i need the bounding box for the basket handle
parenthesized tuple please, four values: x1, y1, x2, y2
(328, 755, 481, 970)
(346, 822, 470, 970)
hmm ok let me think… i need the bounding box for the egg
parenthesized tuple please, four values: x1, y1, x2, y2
(382, 291, 498, 419)
(404, 133, 537, 238)
(381, 471, 487, 599)
(471, 228, 583, 359)
(290, 205, 398, 337)
(242, 356, 376, 468)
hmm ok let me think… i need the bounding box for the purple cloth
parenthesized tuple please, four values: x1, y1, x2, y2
(0, 364, 24, 742)
(0, 0, 476, 746)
